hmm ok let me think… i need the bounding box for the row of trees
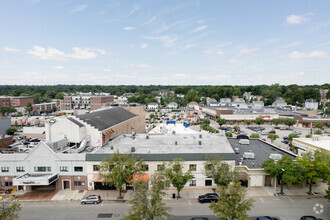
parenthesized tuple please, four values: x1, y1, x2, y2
(98, 153, 254, 219)
(1, 84, 329, 105)
(262, 150, 330, 195)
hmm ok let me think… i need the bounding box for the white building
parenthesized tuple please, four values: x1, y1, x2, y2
(167, 102, 178, 109)
(219, 98, 231, 107)
(209, 102, 220, 107)
(304, 99, 318, 110)
(147, 102, 159, 110)
(232, 98, 248, 109)
(272, 97, 287, 108)
(252, 101, 264, 109)
(292, 136, 330, 157)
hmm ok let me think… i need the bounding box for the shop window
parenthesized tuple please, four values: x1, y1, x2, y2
(16, 167, 25, 172)
(205, 180, 212, 186)
(74, 181, 85, 186)
(93, 165, 99, 171)
(189, 180, 196, 186)
(34, 167, 51, 172)
(60, 166, 69, 172)
(1, 167, 9, 172)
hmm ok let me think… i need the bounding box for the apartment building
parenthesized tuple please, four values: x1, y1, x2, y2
(60, 93, 114, 111)
(10, 97, 34, 107)
(0, 96, 11, 108)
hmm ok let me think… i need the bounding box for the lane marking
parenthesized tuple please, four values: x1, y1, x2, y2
(259, 198, 264, 203)
(188, 200, 191, 205)
(288, 197, 295, 203)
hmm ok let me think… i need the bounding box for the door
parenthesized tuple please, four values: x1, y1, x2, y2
(63, 180, 70, 190)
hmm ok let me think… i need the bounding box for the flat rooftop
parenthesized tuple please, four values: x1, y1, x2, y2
(86, 133, 235, 161)
(293, 137, 330, 151)
(227, 139, 296, 169)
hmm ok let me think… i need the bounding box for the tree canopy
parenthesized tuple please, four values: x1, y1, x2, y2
(204, 156, 236, 187)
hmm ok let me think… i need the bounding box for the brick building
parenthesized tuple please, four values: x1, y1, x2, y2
(0, 96, 11, 108)
(60, 93, 114, 111)
(10, 97, 34, 107)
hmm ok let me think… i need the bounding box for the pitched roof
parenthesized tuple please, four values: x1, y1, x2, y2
(77, 107, 137, 131)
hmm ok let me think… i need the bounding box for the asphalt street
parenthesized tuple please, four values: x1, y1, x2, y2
(19, 196, 329, 220)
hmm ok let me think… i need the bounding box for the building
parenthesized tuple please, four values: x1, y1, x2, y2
(304, 99, 318, 110)
(0, 117, 11, 134)
(33, 102, 58, 114)
(0, 96, 11, 108)
(60, 93, 114, 111)
(252, 101, 264, 109)
(231, 98, 248, 109)
(272, 97, 287, 108)
(167, 102, 178, 109)
(292, 136, 330, 157)
(206, 98, 217, 106)
(85, 133, 236, 190)
(46, 107, 145, 147)
(228, 138, 296, 187)
(320, 89, 328, 100)
(10, 97, 34, 108)
(151, 89, 175, 97)
(209, 102, 220, 107)
(147, 102, 159, 110)
(0, 141, 86, 192)
(219, 98, 231, 107)
(243, 92, 253, 102)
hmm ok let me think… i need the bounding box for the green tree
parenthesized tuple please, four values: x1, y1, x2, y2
(233, 126, 240, 132)
(209, 182, 254, 220)
(271, 118, 282, 126)
(25, 102, 33, 114)
(216, 118, 227, 127)
(262, 155, 305, 195)
(288, 134, 299, 141)
(225, 132, 233, 137)
(6, 127, 18, 135)
(250, 133, 260, 138)
(255, 117, 265, 126)
(314, 130, 322, 135)
(125, 174, 171, 220)
(267, 133, 279, 142)
(163, 159, 193, 199)
(54, 92, 65, 100)
(204, 156, 236, 187)
(326, 178, 330, 202)
(0, 106, 16, 117)
(297, 150, 330, 195)
(284, 118, 296, 128)
(0, 198, 22, 220)
(245, 120, 252, 126)
(99, 152, 144, 199)
(314, 122, 324, 129)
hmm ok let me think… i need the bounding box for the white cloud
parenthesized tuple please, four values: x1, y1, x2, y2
(287, 15, 311, 24)
(191, 25, 208, 33)
(4, 47, 19, 52)
(123, 26, 135, 31)
(53, 66, 64, 70)
(203, 48, 224, 55)
(103, 68, 111, 72)
(239, 47, 260, 54)
(71, 5, 88, 14)
(141, 16, 157, 25)
(289, 51, 329, 59)
(283, 41, 303, 48)
(228, 59, 237, 64)
(123, 64, 151, 69)
(144, 35, 179, 47)
(140, 43, 148, 49)
(28, 46, 105, 60)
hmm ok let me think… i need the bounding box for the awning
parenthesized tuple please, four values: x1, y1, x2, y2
(103, 128, 115, 137)
(13, 173, 59, 186)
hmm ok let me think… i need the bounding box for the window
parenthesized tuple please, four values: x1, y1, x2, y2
(74, 166, 83, 172)
(1, 167, 9, 172)
(16, 167, 25, 172)
(1, 182, 12, 187)
(93, 165, 99, 172)
(34, 167, 51, 172)
(60, 166, 69, 172)
(157, 164, 164, 171)
(189, 164, 197, 171)
(205, 180, 212, 186)
(74, 181, 85, 186)
(143, 164, 149, 172)
(189, 180, 196, 186)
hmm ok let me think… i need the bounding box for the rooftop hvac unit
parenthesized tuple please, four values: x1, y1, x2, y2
(269, 153, 282, 160)
(199, 134, 202, 138)
(243, 152, 255, 159)
(174, 141, 178, 145)
(198, 141, 202, 145)
(239, 139, 250, 145)
(110, 146, 114, 150)
(146, 135, 149, 139)
(131, 147, 135, 152)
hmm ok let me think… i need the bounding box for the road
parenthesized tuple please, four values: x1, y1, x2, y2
(19, 196, 329, 220)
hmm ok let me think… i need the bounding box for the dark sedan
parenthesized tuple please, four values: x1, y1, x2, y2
(198, 193, 219, 203)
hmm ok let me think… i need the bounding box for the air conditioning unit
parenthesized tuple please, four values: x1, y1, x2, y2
(269, 153, 282, 160)
(239, 139, 250, 145)
(243, 152, 255, 159)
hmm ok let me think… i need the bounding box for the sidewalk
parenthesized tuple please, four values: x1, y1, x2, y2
(51, 190, 86, 201)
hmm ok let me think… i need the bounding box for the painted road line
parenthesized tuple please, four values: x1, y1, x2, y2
(288, 197, 295, 203)
(259, 198, 264, 203)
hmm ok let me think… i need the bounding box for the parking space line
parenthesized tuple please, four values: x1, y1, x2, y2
(259, 198, 264, 203)
(188, 200, 191, 205)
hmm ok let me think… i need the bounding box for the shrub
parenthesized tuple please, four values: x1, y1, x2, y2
(315, 130, 322, 135)
(305, 134, 311, 138)
(225, 132, 233, 137)
(250, 133, 260, 138)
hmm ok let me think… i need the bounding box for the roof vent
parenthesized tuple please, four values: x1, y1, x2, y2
(199, 134, 202, 138)
(110, 146, 114, 150)
(175, 141, 178, 145)
(243, 152, 255, 159)
(146, 135, 149, 139)
(198, 141, 202, 145)
(269, 153, 282, 160)
(172, 131, 176, 135)
(131, 147, 135, 152)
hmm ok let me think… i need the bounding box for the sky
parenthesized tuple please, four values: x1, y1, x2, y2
(0, 0, 330, 86)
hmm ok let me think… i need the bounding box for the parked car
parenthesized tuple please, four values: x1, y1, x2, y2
(256, 217, 279, 220)
(198, 193, 219, 203)
(281, 140, 290, 144)
(261, 131, 269, 135)
(300, 216, 322, 220)
(292, 130, 302, 135)
(234, 148, 240, 154)
(269, 130, 276, 134)
(283, 136, 289, 140)
(280, 127, 287, 130)
(191, 218, 208, 220)
(81, 195, 101, 204)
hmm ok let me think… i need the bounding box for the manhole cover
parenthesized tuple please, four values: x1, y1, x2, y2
(97, 213, 113, 218)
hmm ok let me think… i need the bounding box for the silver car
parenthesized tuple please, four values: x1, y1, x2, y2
(81, 195, 101, 204)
